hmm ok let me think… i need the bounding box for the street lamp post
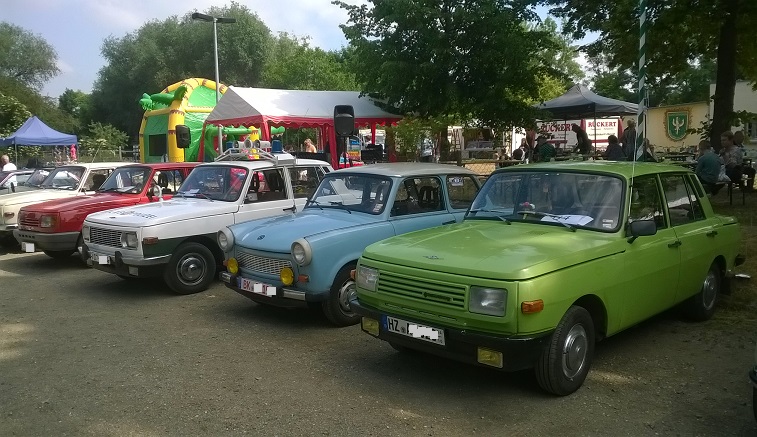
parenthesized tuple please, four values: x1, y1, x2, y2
(191, 12, 236, 103)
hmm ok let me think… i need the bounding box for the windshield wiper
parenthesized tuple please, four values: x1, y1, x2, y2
(329, 201, 352, 214)
(190, 192, 214, 201)
(467, 208, 512, 224)
(305, 199, 323, 210)
(513, 210, 575, 231)
(98, 187, 121, 193)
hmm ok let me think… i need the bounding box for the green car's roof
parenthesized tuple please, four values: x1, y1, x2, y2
(494, 161, 692, 179)
(330, 162, 479, 178)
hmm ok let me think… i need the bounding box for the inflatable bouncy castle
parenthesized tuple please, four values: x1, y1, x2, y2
(138, 78, 227, 163)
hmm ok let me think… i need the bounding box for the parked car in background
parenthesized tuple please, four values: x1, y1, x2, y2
(83, 151, 332, 294)
(351, 161, 743, 395)
(218, 163, 482, 326)
(0, 169, 40, 195)
(0, 163, 128, 245)
(14, 163, 197, 261)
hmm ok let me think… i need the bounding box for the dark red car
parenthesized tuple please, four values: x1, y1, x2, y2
(14, 163, 197, 261)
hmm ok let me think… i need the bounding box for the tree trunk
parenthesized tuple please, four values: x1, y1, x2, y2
(710, 0, 738, 151)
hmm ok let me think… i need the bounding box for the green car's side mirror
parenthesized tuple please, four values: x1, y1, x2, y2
(627, 220, 657, 243)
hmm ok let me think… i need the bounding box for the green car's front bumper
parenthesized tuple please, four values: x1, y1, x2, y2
(351, 298, 552, 372)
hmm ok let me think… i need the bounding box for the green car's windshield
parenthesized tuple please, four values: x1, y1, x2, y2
(309, 174, 392, 215)
(467, 171, 625, 231)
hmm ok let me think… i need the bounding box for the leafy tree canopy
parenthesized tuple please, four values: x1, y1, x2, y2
(0, 91, 32, 137)
(0, 22, 60, 90)
(334, 0, 566, 130)
(261, 33, 359, 91)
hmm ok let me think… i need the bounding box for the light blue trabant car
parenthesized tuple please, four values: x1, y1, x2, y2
(218, 163, 482, 326)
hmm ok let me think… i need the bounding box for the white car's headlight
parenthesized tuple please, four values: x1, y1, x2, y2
(218, 228, 234, 252)
(291, 238, 312, 266)
(356, 265, 379, 292)
(121, 232, 138, 249)
(469, 287, 507, 316)
(82, 225, 90, 242)
(40, 214, 57, 228)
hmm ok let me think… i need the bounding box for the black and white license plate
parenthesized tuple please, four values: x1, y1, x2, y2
(91, 253, 111, 265)
(382, 315, 445, 346)
(238, 277, 276, 297)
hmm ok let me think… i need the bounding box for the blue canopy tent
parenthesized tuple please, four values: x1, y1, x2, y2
(0, 116, 78, 164)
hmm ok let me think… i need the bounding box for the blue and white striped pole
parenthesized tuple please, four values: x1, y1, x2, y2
(635, 0, 647, 161)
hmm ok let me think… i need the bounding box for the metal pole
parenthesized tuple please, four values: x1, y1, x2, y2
(213, 18, 220, 103)
(635, 0, 647, 162)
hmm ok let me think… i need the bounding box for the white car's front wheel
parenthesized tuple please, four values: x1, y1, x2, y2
(164, 242, 216, 295)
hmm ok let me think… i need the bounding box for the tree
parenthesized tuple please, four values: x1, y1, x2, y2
(90, 1, 273, 138)
(0, 76, 78, 134)
(261, 33, 359, 91)
(78, 122, 129, 160)
(544, 0, 757, 148)
(334, 0, 564, 130)
(0, 91, 32, 137)
(0, 22, 60, 89)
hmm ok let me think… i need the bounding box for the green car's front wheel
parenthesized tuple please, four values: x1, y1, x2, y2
(535, 305, 595, 396)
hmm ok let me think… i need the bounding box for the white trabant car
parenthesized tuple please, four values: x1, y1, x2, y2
(82, 150, 333, 295)
(0, 162, 127, 243)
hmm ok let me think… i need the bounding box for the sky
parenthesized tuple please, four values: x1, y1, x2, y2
(4, 0, 584, 99)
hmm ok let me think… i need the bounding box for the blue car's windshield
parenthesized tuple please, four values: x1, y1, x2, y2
(309, 174, 392, 215)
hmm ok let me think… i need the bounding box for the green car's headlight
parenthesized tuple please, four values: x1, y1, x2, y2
(356, 265, 379, 292)
(469, 287, 507, 316)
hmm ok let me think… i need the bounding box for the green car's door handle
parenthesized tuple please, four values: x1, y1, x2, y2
(442, 219, 456, 225)
(668, 240, 682, 248)
(706, 230, 718, 237)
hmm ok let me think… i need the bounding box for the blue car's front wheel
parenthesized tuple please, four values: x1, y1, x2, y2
(322, 264, 360, 327)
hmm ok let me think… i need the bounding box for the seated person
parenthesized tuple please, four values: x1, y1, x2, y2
(695, 140, 723, 195)
(90, 173, 107, 191)
(157, 173, 172, 194)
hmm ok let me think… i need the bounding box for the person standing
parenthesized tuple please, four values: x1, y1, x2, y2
(604, 135, 625, 161)
(571, 124, 591, 156)
(1, 154, 17, 186)
(721, 131, 743, 184)
(304, 138, 317, 153)
(734, 130, 755, 191)
(621, 119, 636, 160)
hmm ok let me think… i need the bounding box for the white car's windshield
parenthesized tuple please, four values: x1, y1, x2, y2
(98, 167, 151, 194)
(176, 166, 248, 202)
(24, 169, 51, 188)
(308, 174, 392, 215)
(40, 166, 86, 190)
(467, 171, 625, 231)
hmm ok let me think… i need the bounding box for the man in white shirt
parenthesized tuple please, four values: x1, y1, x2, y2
(1, 155, 17, 186)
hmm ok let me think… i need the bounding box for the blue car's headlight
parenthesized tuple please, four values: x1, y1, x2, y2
(218, 228, 234, 252)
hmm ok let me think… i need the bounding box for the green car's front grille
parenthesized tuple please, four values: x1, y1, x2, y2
(377, 270, 466, 309)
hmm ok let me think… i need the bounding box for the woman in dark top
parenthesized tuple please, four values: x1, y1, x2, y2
(571, 124, 591, 155)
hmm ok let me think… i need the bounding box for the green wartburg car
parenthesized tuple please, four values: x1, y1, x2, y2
(351, 161, 744, 395)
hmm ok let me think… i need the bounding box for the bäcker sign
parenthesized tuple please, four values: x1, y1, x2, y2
(536, 117, 621, 149)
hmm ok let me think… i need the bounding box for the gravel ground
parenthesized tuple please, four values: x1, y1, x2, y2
(1, 248, 755, 437)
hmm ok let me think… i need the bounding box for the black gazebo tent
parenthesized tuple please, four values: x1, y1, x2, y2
(536, 84, 638, 155)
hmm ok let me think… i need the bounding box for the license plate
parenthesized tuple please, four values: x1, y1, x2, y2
(91, 253, 111, 265)
(21, 242, 35, 253)
(382, 315, 445, 346)
(238, 277, 276, 297)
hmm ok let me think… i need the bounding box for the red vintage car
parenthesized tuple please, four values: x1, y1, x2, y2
(14, 163, 197, 261)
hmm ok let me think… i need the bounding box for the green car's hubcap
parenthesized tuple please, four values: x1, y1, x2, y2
(562, 324, 588, 380)
(702, 270, 718, 310)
